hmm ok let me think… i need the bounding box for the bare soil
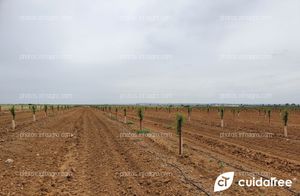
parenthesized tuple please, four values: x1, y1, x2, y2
(0, 108, 299, 195)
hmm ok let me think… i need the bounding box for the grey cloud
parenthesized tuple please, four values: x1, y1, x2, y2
(0, 0, 299, 104)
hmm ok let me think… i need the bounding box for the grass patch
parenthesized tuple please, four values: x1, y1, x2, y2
(218, 161, 226, 168)
(136, 129, 150, 135)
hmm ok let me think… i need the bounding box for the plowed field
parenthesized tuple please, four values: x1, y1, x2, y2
(0, 108, 299, 195)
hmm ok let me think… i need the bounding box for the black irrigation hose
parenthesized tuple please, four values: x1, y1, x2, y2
(138, 146, 212, 196)
(166, 162, 211, 196)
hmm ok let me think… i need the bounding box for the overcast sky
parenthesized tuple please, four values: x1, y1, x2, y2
(0, 0, 299, 104)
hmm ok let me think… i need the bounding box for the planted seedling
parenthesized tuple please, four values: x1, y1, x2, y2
(220, 108, 224, 128)
(123, 108, 127, 123)
(282, 110, 289, 137)
(44, 105, 48, 117)
(9, 106, 16, 129)
(137, 107, 144, 131)
(32, 105, 36, 121)
(176, 114, 184, 156)
(267, 109, 271, 124)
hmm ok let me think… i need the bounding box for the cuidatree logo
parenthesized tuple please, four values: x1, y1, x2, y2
(214, 172, 293, 193)
(214, 172, 235, 192)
